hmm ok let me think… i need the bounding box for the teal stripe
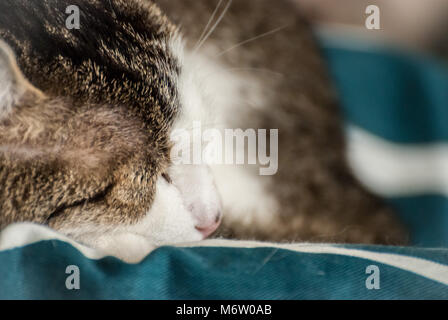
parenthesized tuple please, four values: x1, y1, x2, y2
(0, 241, 447, 299)
(322, 46, 448, 144)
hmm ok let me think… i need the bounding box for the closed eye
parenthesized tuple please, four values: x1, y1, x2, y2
(162, 173, 172, 184)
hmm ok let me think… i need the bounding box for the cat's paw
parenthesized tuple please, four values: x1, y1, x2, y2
(91, 232, 157, 263)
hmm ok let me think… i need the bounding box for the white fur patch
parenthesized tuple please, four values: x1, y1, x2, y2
(173, 42, 279, 229)
(0, 41, 26, 119)
(0, 40, 43, 120)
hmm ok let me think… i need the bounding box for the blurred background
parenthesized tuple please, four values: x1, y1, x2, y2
(295, 0, 448, 57)
(292, 0, 448, 247)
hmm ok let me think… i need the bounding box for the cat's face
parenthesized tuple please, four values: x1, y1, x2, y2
(0, 29, 222, 261)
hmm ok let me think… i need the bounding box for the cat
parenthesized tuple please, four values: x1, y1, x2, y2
(0, 0, 407, 262)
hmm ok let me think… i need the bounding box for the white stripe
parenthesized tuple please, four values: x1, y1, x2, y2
(347, 126, 448, 197)
(1, 223, 447, 286)
(177, 239, 448, 286)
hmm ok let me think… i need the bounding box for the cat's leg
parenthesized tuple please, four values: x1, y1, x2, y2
(82, 232, 156, 263)
(212, 158, 409, 245)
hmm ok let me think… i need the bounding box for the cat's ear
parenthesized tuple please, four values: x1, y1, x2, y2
(0, 40, 43, 119)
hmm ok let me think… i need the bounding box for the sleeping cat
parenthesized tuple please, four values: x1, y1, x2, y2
(0, 0, 407, 262)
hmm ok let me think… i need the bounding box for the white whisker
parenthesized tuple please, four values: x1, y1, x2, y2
(194, 0, 233, 53)
(194, 0, 225, 50)
(224, 67, 286, 78)
(216, 25, 289, 57)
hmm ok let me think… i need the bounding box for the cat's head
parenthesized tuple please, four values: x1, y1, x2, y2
(0, 26, 223, 260)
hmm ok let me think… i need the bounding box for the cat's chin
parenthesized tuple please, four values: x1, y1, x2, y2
(49, 169, 222, 263)
(109, 177, 208, 246)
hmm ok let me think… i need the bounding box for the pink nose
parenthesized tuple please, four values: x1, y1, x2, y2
(195, 212, 222, 238)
